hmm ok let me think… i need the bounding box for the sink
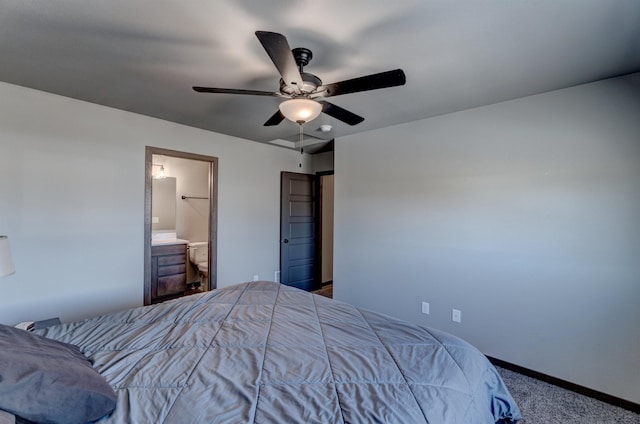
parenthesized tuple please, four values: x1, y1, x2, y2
(153, 232, 177, 240)
(152, 231, 188, 246)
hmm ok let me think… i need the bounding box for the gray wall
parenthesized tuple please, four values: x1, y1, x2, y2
(334, 73, 640, 403)
(312, 151, 334, 173)
(0, 81, 312, 324)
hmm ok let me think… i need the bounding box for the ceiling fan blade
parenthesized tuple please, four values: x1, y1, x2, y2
(193, 87, 281, 97)
(319, 101, 364, 126)
(313, 69, 406, 98)
(264, 110, 285, 126)
(255, 31, 304, 94)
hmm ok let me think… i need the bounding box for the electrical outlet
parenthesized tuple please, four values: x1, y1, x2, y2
(452, 309, 462, 323)
(274, 270, 280, 283)
(421, 302, 430, 315)
(253, 275, 259, 281)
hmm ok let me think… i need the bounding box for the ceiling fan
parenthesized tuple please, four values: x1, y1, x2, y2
(193, 31, 406, 127)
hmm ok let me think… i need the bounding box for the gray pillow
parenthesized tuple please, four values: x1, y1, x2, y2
(0, 324, 117, 424)
(0, 409, 15, 424)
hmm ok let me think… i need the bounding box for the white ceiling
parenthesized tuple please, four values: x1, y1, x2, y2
(1, 1, 639, 152)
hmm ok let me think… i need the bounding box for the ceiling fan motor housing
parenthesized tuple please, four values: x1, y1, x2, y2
(276, 47, 323, 96)
(280, 72, 322, 96)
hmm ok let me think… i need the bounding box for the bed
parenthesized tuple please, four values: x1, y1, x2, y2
(1, 281, 521, 423)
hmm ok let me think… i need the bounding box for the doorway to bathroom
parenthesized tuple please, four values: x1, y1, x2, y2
(143, 147, 218, 305)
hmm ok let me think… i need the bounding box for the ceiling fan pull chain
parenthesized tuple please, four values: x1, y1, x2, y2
(299, 123, 304, 168)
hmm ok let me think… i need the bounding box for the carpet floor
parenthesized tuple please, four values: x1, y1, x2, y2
(311, 283, 333, 298)
(496, 367, 639, 423)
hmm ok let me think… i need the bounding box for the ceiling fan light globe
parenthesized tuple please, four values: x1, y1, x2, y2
(279, 98, 322, 124)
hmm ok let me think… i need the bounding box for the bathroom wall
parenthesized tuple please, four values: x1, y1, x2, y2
(155, 156, 210, 244)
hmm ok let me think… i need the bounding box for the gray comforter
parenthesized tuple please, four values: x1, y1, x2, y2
(38, 281, 521, 423)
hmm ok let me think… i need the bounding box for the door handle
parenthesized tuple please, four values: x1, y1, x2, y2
(283, 239, 289, 244)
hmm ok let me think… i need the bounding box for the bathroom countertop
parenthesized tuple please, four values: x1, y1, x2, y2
(151, 238, 189, 246)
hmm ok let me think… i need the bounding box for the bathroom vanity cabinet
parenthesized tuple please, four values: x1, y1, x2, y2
(150, 243, 187, 304)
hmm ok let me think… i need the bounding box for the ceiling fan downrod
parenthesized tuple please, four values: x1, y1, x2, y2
(292, 47, 313, 72)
